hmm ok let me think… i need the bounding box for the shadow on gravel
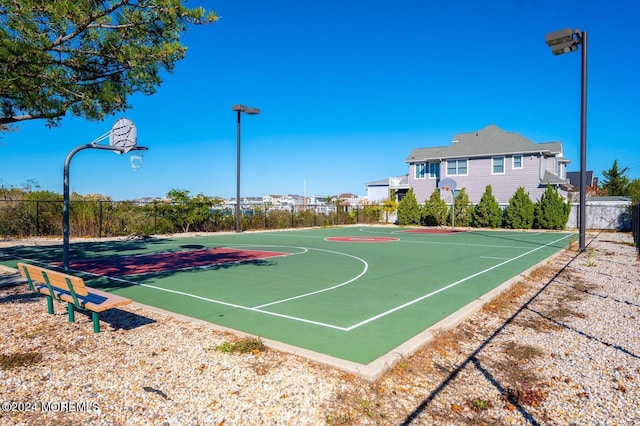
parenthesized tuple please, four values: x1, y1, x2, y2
(401, 237, 594, 425)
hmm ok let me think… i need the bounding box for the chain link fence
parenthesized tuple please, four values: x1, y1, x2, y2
(0, 199, 384, 238)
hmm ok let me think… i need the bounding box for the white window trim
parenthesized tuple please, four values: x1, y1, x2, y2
(414, 162, 427, 179)
(446, 159, 468, 177)
(512, 154, 523, 170)
(492, 156, 506, 175)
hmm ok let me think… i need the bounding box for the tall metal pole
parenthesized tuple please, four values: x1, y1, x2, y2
(235, 110, 242, 233)
(63, 144, 114, 270)
(578, 30, 588, 252)
(63, 143, 147, 270)
(63, 144, 92, 271)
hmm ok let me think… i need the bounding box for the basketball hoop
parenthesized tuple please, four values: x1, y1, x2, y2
(437, 178, 458, 231)
(109, 118, 137, 154)
(130, 153, 144, 170)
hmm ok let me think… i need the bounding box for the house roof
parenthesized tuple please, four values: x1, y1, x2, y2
(541, 170, 570, 186)
(566, 171, 595, 187)
(365, 175, 409, 188)
(366, 178, 389, 186)
(406, 124, 567, 162)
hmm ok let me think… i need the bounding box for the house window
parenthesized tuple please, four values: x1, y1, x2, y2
(415, 163, 426, 179)
(512, 155, 523, 169)
(446, 159, 467, 176)
(428, 162, 440, 179)
(492, 156, 505, 174)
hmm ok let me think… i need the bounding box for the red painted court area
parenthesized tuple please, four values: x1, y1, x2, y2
(63, 248, 288, 277)
(402, 228, 466, 234)
(325, 236, 398, 243)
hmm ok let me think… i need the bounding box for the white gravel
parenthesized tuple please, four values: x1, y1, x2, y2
(0, 230, 638, 425)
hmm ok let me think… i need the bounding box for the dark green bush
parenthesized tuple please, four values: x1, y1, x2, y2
(397, 188, 422, 226)
(534, 185, 571, 230)
(472, 185, 503, 228)
(505, 187, 535, 229)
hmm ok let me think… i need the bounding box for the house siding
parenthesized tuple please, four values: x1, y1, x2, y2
(409, 162, 438, 203)
(367, 185, 389, 204)
(406, 125, 570, 205)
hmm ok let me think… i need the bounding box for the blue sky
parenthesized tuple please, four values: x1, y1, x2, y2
(1, 0, 639, 200)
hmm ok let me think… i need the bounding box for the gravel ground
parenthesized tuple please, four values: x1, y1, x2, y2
(0, 230, 638, 425)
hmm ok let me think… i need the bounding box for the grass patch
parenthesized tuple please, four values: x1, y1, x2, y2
(0, 351, 43, 369)
(212, 336, 267, 354)
(466, 398, 493, 412)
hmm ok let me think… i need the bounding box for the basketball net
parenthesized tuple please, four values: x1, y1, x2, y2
(130, 153, 144, 171)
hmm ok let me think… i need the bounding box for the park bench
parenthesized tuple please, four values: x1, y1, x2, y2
(17, 262, 132, 333)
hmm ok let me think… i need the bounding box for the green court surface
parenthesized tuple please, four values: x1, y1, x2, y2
(1, 227, 574, 370)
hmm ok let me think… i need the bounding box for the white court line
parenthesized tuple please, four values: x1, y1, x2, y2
(253, 246, 368, 309)
(342, 233, 572, 331)
(13, 232, 571, 332)
(480, 256, 513, 260)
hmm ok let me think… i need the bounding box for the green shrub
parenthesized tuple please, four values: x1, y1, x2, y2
(449, 188, 472, 227)
(534, 185, 571, 230)
(505, 187, 535, 229)
(472, 185, 503, 228)
(397, 188, 422, 225)
(422, 189, 449, 226)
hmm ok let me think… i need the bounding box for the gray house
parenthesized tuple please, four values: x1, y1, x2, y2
(366, 175, 409, 204)
(405, 124, 571, 204)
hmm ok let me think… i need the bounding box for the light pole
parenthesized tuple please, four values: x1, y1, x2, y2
(231, 104, 260, 233)
(545, 28, 588, 252)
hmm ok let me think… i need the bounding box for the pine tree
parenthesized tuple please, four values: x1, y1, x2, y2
(629, 179, 640, 204)
(422, 189, 449, 226)
(0, 2, 218, 130)
(601, 160, 630, 196)
(534, 185, 571, 230)
(448, 188, 472, 227)
(505, 187, 535, 229)
(397, 188, 422, 225)
(472, 185, 503, 228)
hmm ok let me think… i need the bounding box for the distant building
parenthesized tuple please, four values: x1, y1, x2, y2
(366, 175, 409, 203)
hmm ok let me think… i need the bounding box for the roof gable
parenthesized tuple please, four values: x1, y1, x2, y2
(406, 124, 563, 162)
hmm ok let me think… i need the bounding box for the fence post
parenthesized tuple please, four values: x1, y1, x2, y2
(98, 200, 103, 238)
(633, 204, 639, 254)
(36, 200, 40, 236)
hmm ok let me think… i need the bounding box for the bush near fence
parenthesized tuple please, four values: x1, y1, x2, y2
(0, 199, 382, 238)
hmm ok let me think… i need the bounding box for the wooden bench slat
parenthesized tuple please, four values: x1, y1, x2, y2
(17, 262, 88, 296)
(16, 262, 133, 332)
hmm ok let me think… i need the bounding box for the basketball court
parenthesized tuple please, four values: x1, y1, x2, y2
(0, 226, 574, 379)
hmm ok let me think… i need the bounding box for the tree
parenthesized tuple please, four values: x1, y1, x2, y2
(449, 188, 472, 227)
(396, 188, 421, 226)
(381, 198, 398, 223)
(534, 185, 571, 230)
(504, 187, 535, 229)
(0, 1, 217, 130)
(629, 179, 640, 204)
(472, 185, 503, 228)
(601, 160, 630, 196)
(422, 188, 448, 226)
(166, 189, 216, 233)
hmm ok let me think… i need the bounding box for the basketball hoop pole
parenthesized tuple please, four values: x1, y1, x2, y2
(62, 144, 148, 271)
(437, 178, 458, 231)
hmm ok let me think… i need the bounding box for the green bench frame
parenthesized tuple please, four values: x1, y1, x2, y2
(17, 262, 132, 333)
